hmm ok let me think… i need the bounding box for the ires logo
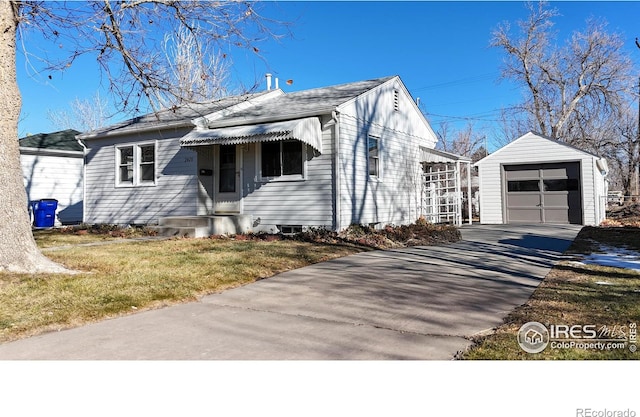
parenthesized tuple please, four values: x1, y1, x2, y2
(517, 322, 549, 353)
(517, 322, 637, 353)
(549, 324, 597, 339)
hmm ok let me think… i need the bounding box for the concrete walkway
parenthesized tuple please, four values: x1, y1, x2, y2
(0, 224, 581, 360)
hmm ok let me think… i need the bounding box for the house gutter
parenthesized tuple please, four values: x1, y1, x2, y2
(77, 106, 338, 140)
(77, 119, 195, 141)
(19, 147, 83, 157)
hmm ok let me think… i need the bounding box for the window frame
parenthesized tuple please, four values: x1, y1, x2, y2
(367, 134, 381, 179)
(115, 141, 157, 188)
(258, 140, 306, 182)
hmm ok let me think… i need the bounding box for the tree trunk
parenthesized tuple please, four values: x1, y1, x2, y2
(0, 2, 68, 273)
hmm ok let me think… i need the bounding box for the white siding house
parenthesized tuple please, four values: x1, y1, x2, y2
(475, 132, 608, 226)
(80, 76, 450, 234)
(19, 129, 84, 225)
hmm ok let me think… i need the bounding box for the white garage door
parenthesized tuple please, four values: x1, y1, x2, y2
(504, 162, 582, 224)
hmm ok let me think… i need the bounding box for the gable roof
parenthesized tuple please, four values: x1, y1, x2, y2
(475, 131, 602, 166)
(79, 76, 398, 141)
(19, 129, 82, 152)
(206, 76, 396, 128)
(78, 91, 275, 140)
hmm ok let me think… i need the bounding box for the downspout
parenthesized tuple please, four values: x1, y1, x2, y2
(592, 158, 598, 225)
(594, 157, 608, 225)
(467, 160, 472, 225)
(455, 160, 461, 226)
(76, 136, 88, 224)
(332, 111, 342, 231)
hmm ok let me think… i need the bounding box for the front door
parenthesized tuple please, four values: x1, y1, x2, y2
(215, 145, 241, 213)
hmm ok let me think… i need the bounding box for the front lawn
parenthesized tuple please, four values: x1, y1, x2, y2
(1, 221, 460, 344)
(0, 236, 362, 343)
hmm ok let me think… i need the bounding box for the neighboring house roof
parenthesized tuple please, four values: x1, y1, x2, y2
(78, 91, 275, 140)
(19, 129, 82, 152)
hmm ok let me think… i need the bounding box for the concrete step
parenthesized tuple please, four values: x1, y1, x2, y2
(150, 226, 210, 238)
(158, 216, 211, 228)
(155, 215, 253, 237)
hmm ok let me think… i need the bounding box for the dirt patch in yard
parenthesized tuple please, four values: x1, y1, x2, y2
(209, 219, 462, 250)
(605, 202, 640, 227)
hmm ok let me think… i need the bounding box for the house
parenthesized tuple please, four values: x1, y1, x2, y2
(19, 129, 84, 225)
(79, 75, 469, 235)
(475, 132, 608, 226)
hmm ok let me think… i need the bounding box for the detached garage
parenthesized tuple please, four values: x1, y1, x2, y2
(475, 132, 608, 226)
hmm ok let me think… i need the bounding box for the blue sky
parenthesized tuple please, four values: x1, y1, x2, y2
(16, 1, 640, 152)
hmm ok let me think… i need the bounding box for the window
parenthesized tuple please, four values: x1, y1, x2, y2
(116, 142, 156, 186)
(279, 225, 303, 235)
(139, 145, 155, 183)
(118, 146, 134, 185)
(543, 179, 579, 192)
(219, 145, 236, 192)
(260, 140, 304, 179)
(507, 180, 539, 192)
(368, 135, 380, 177)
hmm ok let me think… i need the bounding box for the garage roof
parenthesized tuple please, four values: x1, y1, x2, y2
(475, 131, 603, 167)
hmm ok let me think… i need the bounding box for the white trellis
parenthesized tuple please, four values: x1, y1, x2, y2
(420, 147, 472, 226)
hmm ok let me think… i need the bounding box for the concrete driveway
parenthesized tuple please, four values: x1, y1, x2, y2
(0, 224, 581, 360)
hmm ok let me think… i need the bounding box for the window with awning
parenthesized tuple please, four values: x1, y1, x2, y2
(180, 117, 322, 154)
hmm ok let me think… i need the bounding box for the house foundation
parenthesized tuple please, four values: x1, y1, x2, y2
(153, 215, 253, 238)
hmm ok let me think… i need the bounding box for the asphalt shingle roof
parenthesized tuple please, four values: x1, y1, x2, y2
(214, 76, 395, 123)
(79, 76, 396, 138)
(19, 129, 82, 152)
(79, 92, 273, 138)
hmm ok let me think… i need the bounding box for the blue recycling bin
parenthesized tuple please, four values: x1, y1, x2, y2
(31, 199, 58, 228)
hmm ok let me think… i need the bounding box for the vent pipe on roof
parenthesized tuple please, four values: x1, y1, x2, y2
(266, 73, 272, 91)
(275, 77, 279, 90)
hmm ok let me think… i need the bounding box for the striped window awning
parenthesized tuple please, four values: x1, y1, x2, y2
(180, 117, 322, 154)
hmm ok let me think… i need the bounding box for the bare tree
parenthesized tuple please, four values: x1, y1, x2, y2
(48, 25, 235, 132)
(157, 24, 232, 107)
(436, 121, 485, 160)
(599, 106, 640, 195)
(47, 91, 111, 132)
(491, 1, 634, 145)
(0, 1, 287, 273)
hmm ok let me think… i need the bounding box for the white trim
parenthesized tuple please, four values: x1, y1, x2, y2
(192, 89, 285, 127)
(256, 140, 307, 182)
(114, 140, 157, 188)
(476, 131, 602, 166)
(367, 134, 382, 181)
(19, 147, 83, 158)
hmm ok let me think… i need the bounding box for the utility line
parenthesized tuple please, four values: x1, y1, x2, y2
(412, 72, 498, 92)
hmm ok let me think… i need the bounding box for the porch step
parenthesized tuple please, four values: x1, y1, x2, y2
(154, 215, 253, 238)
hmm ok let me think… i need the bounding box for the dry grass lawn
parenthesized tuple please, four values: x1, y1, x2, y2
(0, 236, 362, 343)
(463, 225, 640, 360)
